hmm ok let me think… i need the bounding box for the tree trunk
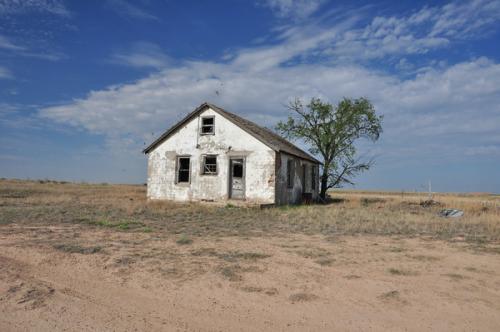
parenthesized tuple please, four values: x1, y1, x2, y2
(320, 170, 329, 201)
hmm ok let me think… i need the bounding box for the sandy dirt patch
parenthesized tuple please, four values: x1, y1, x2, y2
(1, 224, 500, 331)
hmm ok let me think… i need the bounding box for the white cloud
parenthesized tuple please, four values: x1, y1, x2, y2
(109, 42, 170, 69)
(0, 66, 12, 79)
(0, 34, 66, 61)
(0, 0, 70, 16)
(465, 145, 500, 156)
(105, 0, 158, 21)
(39, 53, 500, 160)
(38, 1, 500, 164)
(325, 0, 500, 61)
(0, 34, 25, 51)
(259, 0, 325, 20)
(430, 0, 500, 38)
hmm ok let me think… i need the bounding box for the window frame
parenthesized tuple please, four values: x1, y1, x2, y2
(200, 116, 215, 135)
(201, 154, 218, 175)
(176, 156, 191, 184)
(286, 158, 294, 189)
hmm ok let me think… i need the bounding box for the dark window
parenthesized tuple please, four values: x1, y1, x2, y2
(177, 157, 190, 183)
(202, 155, 217, 175)
(201, 116, 214, 134)
(233, 162, 243, 178)
(311, 166, 316, 190)
(287, 159, 294, 188)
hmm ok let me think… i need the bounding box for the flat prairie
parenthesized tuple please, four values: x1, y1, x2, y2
(1, 179, 499, 331)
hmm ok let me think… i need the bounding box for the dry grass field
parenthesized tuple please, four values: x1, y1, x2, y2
(1, 179, 500, 331)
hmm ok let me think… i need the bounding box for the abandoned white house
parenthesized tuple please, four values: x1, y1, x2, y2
(143, 102, 320, 205)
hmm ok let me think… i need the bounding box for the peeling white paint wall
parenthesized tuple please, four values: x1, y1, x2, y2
(147, 107, 276, 204)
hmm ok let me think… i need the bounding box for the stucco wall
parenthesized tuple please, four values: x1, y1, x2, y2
(275, 152, 320, 205)
(147, 107, 276, 204)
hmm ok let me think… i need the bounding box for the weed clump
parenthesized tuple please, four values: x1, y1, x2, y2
(53, 244, 102, 254)
(388, 268, 418, 276)
(176, 234, 193, 245)
(89, 220, 144, 231)
(289, 293, 318, 302)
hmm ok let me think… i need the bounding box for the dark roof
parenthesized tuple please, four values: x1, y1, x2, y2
(143, 102, 320, 164)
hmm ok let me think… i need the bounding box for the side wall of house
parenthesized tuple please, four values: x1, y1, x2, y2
(147, 107, 276, 204)
(275, 152, 319, 205)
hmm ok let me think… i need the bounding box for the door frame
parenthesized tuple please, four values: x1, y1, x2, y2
(228, 157, 246, 200)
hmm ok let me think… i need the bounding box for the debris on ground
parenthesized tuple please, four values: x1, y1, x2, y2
(439, 209, 464, 218)
(420, 199, 442, 207)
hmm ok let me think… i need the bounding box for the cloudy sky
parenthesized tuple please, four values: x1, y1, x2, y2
(1, 0, 499, 192)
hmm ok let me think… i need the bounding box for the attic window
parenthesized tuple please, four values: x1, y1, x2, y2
(202, 155, 217, 175)
(200, 116, 214, 135)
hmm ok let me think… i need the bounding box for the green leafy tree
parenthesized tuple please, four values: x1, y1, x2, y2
(276, 97, 383, 200)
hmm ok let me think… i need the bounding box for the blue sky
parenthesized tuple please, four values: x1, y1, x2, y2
(1, 0, 500, 193)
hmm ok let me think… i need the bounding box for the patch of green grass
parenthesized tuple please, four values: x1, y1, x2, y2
(142, 226, 153, 233)
(118, 223, 130, 230)
(91, 220, 113, 227)
(176, 234, 193, 245)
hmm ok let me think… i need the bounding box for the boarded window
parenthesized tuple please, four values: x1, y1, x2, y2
(200, 116, 214, 134)
(202, 155, 217, 175)
(177, 157, 190, 183)
(287, 159, 294, 188)
(311, 166, 316, 190)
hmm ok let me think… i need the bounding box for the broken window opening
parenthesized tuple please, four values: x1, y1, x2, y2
(232, 162, 243, 178)
(200, 116, 214, 134)
(177, 157, 190, 183)
(202, 155, 217, 175)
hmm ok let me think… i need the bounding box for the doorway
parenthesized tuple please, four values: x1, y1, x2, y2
(229, 158, 245, 199)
